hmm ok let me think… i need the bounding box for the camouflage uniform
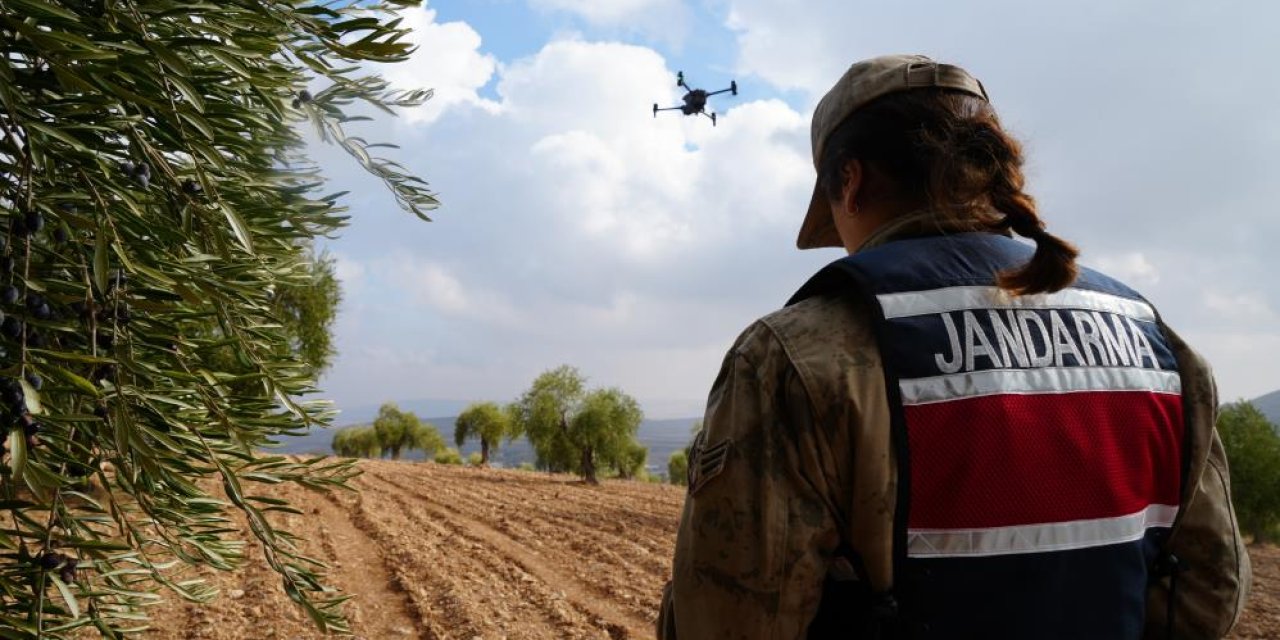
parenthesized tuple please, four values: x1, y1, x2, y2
(657, 221, 1251, 639)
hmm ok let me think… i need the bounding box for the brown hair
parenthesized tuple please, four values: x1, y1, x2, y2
(818, 88, 1078, 295)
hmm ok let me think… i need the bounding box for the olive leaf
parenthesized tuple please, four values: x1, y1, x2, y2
(0, 0, 434, 636)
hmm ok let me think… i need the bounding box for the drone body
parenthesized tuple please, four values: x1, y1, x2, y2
(653, 71, 738, 125)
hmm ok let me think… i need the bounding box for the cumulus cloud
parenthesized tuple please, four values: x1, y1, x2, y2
(378, 3, 500, 123)
(319, 32, 820, 416)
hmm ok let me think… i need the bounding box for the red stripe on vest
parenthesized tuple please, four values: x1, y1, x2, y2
(905, 390, 1183, 529)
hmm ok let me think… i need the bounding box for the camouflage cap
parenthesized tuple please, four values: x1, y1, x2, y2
(796, 55, 989, 249)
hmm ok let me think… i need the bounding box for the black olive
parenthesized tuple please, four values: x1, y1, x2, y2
(0, 256, 14, 273)
(26, 331, 45, 348)
(0, 286, 17, 305)
(33, 303, 51, 320)
(1, 317, 21, 339)
(22, 421, 40, 437)
(291, 97, 301, 108)
(38, 553, 63, 571)
(57, 202, 75, 214)
(23, 211, 43, 233)
(96, 334, 114, 350)
(297, 89, 312, 103)
(115, 307, 131, 324)
(59, 560, 77, 583)
(12, 219, 28, 237)
(0, 235, 6, 252)
(93, 404, 108, 419)
(23, 373, 41, 391)
(25, 294, 44, 312)
(181, 179, 202, 195)
(52, 227, 69, 244)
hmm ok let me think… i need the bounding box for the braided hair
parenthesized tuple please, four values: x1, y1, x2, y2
(818, 88, 1079, 295)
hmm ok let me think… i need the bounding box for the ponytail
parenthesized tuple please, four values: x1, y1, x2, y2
(817, 89, 1079, 296)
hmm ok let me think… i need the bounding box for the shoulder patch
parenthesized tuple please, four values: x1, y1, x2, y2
(689, 436, 732, 495)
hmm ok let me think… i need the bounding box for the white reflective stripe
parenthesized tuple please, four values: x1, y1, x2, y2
(876, 286, 1156, 322)
(900, 367, 1182, 406)
(907, 504, 1179, 558)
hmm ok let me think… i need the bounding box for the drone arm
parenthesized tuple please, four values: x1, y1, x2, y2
(706, 87, 734, 97)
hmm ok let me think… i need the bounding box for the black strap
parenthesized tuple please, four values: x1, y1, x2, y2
(1152, 552, 1186, 640)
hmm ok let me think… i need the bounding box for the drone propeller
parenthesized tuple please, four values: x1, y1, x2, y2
(676, 71, 684, 87)
(730, 80, 738, 96)
(653, 103, 658, 117)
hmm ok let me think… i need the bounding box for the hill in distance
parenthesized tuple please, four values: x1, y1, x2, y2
(1253, 389, 1280, 427)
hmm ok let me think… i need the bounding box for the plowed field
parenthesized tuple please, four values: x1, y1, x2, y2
(137, 460, 1275, 639)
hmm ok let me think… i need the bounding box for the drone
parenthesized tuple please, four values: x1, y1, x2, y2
(653, 71, 738, 126)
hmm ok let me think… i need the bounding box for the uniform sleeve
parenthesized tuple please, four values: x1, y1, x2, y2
(657, 323, 839, 639)
(1144, 329, 1251, 639)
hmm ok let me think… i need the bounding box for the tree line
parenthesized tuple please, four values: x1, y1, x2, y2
(1217, 400, 1280, 544)
(332, 365, 649, 484)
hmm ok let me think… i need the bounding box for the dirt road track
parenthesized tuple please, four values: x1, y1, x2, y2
(140, 460, 1274, 639)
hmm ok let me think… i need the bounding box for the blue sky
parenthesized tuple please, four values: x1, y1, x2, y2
(311, 0, 1280, 420)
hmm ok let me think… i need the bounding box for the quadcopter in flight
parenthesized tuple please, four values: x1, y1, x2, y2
(653, 71, 738, 126)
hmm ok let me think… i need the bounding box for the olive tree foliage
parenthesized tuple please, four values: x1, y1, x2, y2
(0, 0, 436, 636)
(372, 403, 441, 460)
(1217, 401, 1280, 543)
(330, 408, 442, 461)
(511, 366, 645, 484)
(667, 450, 688, 486)
(330, 425, 379, 459)
(666, 420, 701, 485)
(453, 401, 517, 466)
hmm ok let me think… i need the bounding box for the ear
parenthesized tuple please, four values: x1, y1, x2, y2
(839, 159, 864, 217)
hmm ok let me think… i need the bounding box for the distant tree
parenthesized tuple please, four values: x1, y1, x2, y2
(332, 426, 380, 458)
(1217, 401, 1280, 543)
(412, 421, 446, 457)
(467, 452, 485, 467)
(668, 450, 689, 486)
(434, 448, 463, 465)
(512, 366, 645, 484)
(273, 247, 342, 374)
(455, 401, 517, 466)
(666, 419, 701, 485)
(372, 403, 425, 459)
(609, 441, 648, 480)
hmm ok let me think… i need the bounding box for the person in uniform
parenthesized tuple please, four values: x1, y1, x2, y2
(657, 54, 1250, 639)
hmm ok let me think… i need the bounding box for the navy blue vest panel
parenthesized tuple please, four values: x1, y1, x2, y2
(790, 232, 1185, 640)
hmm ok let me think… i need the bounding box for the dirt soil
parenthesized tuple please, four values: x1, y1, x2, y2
(134, 460, 1275, 639)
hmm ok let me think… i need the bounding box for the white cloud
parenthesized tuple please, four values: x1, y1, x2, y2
(1087, 252, 1160, 286)
(331, 252, 365, 290)
(1203, 291, 1277, 325)
(379, 4, 500, 124)
(529, 0, 690, 46)
(320, 34, 820, 415)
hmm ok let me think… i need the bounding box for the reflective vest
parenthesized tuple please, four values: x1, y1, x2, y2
(790, 232, 1185, 639)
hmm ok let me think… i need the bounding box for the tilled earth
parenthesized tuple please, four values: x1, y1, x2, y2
(136, 460, 1275, 639)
